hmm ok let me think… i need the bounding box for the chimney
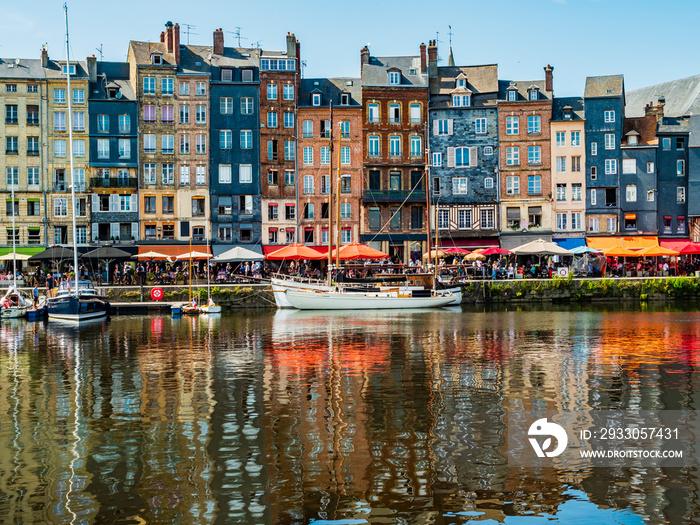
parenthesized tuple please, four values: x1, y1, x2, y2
(87, 55, 97, 82)
(295, 39, 300, 68)
(427, 40, 438, 79)
(360, 46, 370, 72)
(213, 28, 224, 55)
(160, 32, 165, 43)
(645, 96, 665, 125)
(173, 23, 180, 64)
(286, 32, 297, 58)
(420, 43, 427, 74)
(165, 21, 174, 53)
(544, 64, 554, 93)
(41, 45, 49, 68)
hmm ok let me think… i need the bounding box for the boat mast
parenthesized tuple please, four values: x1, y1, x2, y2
(424, 122, 432, 278)
(335, 121, 342, 271)
(11, 185, 16, 289)
(327, 101, 333, 285)
(64, 3, 79, 296)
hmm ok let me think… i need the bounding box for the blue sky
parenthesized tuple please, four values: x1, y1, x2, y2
(2, 0, 700, 97)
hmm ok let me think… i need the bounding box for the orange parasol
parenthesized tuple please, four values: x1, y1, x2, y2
(636, 245, 679, 257)
(266, 243, 327, 260)
(330, 242, 389, 260)
(603, 247, 641, 257)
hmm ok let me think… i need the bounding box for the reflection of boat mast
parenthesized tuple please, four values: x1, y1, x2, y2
(328, 319, 347, 498)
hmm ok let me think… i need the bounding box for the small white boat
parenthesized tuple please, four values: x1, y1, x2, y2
(1, 285, 32, 319)
(200, 298, 221, 314)
(283, 288, 458, 310)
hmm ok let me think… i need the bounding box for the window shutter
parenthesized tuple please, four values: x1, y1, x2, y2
(132, 222, 140, 241)
(433, 119, 440, 136)
(91, 223, 97, 239)
(91, 194, 98, 212)
(447, 147, 455, 168)
(110, 223, 120, 239)
(110, 194, 119, 212)
(448, 119, 454, 135)
(469, 146, 478, 167)
(131, 194, 138, 212)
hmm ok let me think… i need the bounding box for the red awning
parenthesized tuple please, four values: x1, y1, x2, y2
(438, 238, 499, 249)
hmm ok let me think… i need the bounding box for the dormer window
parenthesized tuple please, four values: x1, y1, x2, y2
(628, 135, 638, 146)
(107, 87, 119, 98)
(151, 53, 163, 65)
(241, 69, 253, 82)
(312, 93, 322, 106)
(340, 93, 350, 105)
(62, 64, 76, 76)
(452, 94, 470, 107)
(388, 71, 400, 85)
(221, 69, 233, 82)
(529, 88, 539, 101)
(507, 89, 517, 102)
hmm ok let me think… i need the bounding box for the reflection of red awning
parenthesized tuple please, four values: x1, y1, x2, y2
(439, 238, 499, 249)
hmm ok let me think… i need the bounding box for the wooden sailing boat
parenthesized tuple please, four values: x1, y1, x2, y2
(181, 233, 201, 315)
(200, 224, 221, 314)
(1, 185, 32, 319)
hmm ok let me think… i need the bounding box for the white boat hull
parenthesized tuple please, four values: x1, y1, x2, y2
(284, 289, 457, 310)
(2, 305, 30, 319)
(48, 310, 108, 322)
(201, 305, 222, 314)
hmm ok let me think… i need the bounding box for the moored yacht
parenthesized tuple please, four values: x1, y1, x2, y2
(48, 280, 110, 322)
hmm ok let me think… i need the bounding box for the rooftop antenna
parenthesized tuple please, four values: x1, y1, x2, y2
(226, 27, 247, 47)
(95, 43, 103, 61)
(435, 31, 443, 63)
(301, 59, 307, 78)
(252, 40, 262, 50)
(182, 23, 198, 45)
(448, 25, 453, 48)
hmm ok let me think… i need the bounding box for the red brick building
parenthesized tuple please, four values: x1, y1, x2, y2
(360, 44, 430, 263)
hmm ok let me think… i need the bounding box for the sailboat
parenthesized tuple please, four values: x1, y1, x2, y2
(0, 186, 33, 319)
(200, 225, 221, 314)
(275, 117, 459, 310)
(181, 235, 202, 315)
(48, 4, 110, 322)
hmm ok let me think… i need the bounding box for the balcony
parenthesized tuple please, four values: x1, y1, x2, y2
(90, 177, 138, 188)
(27, 117, 39, 126)
(54, 182, 67, 192)
(5, 118, 18, 125)
(363, 189, 426, 203)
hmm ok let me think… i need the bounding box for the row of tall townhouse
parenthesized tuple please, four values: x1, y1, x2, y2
(2, 22, 700, 262)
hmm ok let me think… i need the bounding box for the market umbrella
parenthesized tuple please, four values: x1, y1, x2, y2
(82, 246, 132, 285)
(441, 247, 473, 255)
(213, 246, 264, 263)
(134, 250, 168, 260)
(464, 250, 486, 261)
(266, 243, 326, 261)
(28, 245, 75, 262)
(603, 247, 640, 257)
(570, 246, 603, 255)
(331, 242, 389, 260)
(0, 253, 33, 261)
(175, 250, 213, 260)
(675, 242, 700, 255)
(511, 239, 573, 256)
(636, 245, 679, 257)
(423, 249, 448, 259)
(480, 247, 512, 256)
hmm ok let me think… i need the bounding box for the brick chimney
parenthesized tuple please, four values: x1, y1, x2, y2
(213, 28, 224, 55)
(427, 40, 438, 78)
(286, 32, 297, 58)
(173, 23, 180, 64)
(420, 43, 427, 74)
(544, 64, 554, 93)
(86, 55, 97, 82)
(645, 97, 665, 125)
(160, 31, 165, 43)
(40, 45, 49, 68)
(360, 46, 370, 72)
(165, 21, 174, 53)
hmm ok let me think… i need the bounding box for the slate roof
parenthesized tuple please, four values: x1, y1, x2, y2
(299, 78, 361, 107)
(208, 47, 259, 69)
(433, 65, 498, 95)
(625, 75, 700, 118)
(584, 74, 624, 98)
(128, 40, 177, 67)
(498, 79, 552, 101)
(551, 96, 584, 121)
(91, 61, 136, 100)
(622, 116, 657, 146)
(361, 55, 428, 87)
(0, 58, 46, 79)
(658, 117, 691, 134)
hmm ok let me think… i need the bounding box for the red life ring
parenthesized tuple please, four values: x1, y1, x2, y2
(151, 288, 164, 301)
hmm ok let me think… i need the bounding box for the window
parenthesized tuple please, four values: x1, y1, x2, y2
(312, 93, 322, 106)
(54, 112, 66, 131)
(528, 146, 541, 165)
(368, 103, 379, 123)
(528, 175, 541, 195)
(283, 84, 294, 100)
(341, 146, 351, 165)
(53, 139, 66, 158)
(604, 110, 615, 123)
(27, 105, 39, 125)
(192, 197, 205, 217)
(27, 137, 40, 155)
(475, 118, 487, 134)
(161, 78, 174, 95)
(678, 216, 686, 233)
(196, 82, 206, 96)
(267, 83, 277, 100)
(555, 131, 565, 147)
(54, 198, 68, 217)
(605, 159, 617, 174)
(285, 141, 294, 160)
(162, 164, 174, 184)
(571, 212, 581, 230)
(97, 139, 109, 159)
(321, 175, 331, 195)
(301, 203, 313, 219)
(179, 104, 190, 124)
(556, 184, 566, 201)
(571, 131, 581, 147)
(432, 152, 442, 167)
(506, 116, 519, 135)
(117, 139, 130, 159)
(341, 174, 351, 193)
(647, 162, 655, 173)
(267, 111, 277, 128)
(144, 163, 156, 184)
(341, 93, 350, 105)
(409, 137, 421, 158)
(647, 189, 655, 202)
(677, 137, 686, 150)
(388, 71, 400, 85)
(143, 77, 155, 95)
(507, 90, 516, 102)
(604, 133, 615, 150)
(6, 84, 17, 93)
(571, 156, 581, 172)
(196, 105, 206, 124)
(143, 105, 156, 123)
(285, 204, 296, 221)
(481, 209, 494, 229)
(179, 81, 190, 96)
(591, 142, 597, 156)
(529, 89, 539, 101)
(506, 176, 519, 195)
(286, 171, 295, 185)
(389, 136, 401, 157)
(454, 146, 470, 167)
(452, 94, 470, 107)
(54, 89, 66, 104)
(589, 217, 599, 233)
(607, 217, 617, 232)
(390, 207, 402, 229)
(162, 135, 174, 154)
(6, 167, 18, 188)
(556, 156, 566, 173)
(590, 189, 597, 206)
(303, 147, 313, 165)
(233, 164, 251, 184)
(527, 115, 541, 134)
(411, 207, 423, 229)
(437, 209, 449, 229)
(284, 112, 294, 128)
(143, 134, 156, 154)
(221, 70, 232, 82)
(572, 184, 582, 201)
(193, 165, 205, 186)
(458, 209, 472, 229)
(241, 70, 253, 82)
(161, 196, 173, 214)
(180, 165, 190, 186)
(452, 177, 468, 194)
(389, 171, 401, 191)
(678, 186, 686, 203)
(368, 136, 380, 157)
(389, 104, 400, 124)
(340, 120, 350, 138)
(180, 134, 190, 154)
(196, 135, 206, 154)
(410, 104, 421, 124)
(677, 160, 686, 176)
(341, 228, 351, 244)
(303, 175, 314, 194)
(590, 166, 597, 180)
(556, 213, 567, 231)
(73, 89, 84, 104)
(340, 202, 351, 219)
(626, 184, 637, 202)
(320, 147, 330, 165)
(28, 167, 40, 187)
(240, 130, 252, 149)
(506, 147, 519, 166)
(302, 120, 313, 138)
(436, 119, 451, 136)
(6, 137, 18, 155)
(219, 164, 232, 184)
(5, 105, 17, 124)
(118, 114, 130, 133)
(241, 97, 253, 115)
(622, 159, 636, 174)
(268, 203, 279, 220)
(220, 130, 232, 149)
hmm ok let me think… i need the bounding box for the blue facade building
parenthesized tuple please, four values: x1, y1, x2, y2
(584, 75, 625, 235)
(656, 113, 690, 238)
